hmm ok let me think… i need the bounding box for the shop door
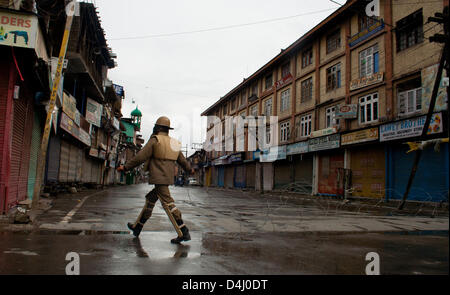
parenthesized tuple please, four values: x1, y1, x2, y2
(45, 134, 61, 184)
(234, 164, 246, 188)
(388, 143, 448, 202)
(217, 166, 225, 187)
(318, 152, 344, 196)
(9, 94, 33, 208)
(59, 140, 70, 183)
(274, 160, 291, 189)
(246, 163, 255, 188)
(351, 147, 385, 198)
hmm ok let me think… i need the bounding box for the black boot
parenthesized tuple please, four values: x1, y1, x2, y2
(128, 222, 143, 237)
(171, 226, 191, 244)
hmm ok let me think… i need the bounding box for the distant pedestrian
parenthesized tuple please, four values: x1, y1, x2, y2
(117, 116, 194, 244)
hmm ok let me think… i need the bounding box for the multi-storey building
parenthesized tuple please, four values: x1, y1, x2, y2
(0, 1, 124, 213)
(201, 0, 449, 202)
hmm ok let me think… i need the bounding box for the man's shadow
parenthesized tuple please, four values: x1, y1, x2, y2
(132, 237, 191, 258)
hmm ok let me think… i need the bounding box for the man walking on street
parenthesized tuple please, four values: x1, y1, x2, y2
(117, 116, 193, 244)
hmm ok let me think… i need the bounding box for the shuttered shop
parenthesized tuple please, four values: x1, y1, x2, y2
(45, 134, 61, 183)
(245, 163, 256, 188)
(350, 146, 385, 198)
(318, 152, 345, 196)
(274, 160, 291, 189)
(9, 92, 33, 207)
(27, 112, 42, 199)
(386, 143, 449, 202)
(225, 166, 234, 188)
(234, 164, 245, 188)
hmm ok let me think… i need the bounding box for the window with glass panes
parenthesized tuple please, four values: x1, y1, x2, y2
(264, 98, 272, 116)
(326, 63, 341, 91)
(280, 121, 290, 142)
(326, 106, 340, 128)
(398, 87, 422, 116)
(396, 9, 423, 52)
(300, 114, 312, 137)
(265, 74, 273, 90)
(280, 89, 290, 112)
(360, 44, 379, 78)
(326, 29, 341, 53)
(359, 14, 379, 32)
(301, 78, 313, 102)
(359, 93, 379, 124)
(302, 47, 313, 68)
(281, 63, 290, 77)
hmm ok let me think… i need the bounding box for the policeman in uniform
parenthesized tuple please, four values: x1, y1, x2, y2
(117, 116, 193, 244)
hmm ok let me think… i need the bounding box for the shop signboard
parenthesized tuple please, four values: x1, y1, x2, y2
(349, 19, 385, 47)
(260, 145, 287, 162)
(308, 134, 340, 152)
(380, 112, 443, 142)
(89, 148, 98, 158)
(275, 73, 293, 89)
(422, 64, 448, 112)
(335, 104, 358, 119)
(350, 72, 384, 91)
(86, 98, 103, 127)
(310, 127, 337, 138)
(60, 112, 80, 139)
(341, 127, 379, 146)
(286, 141, 309, 155)
(62, 92, 77, 121)
(78, 128, 91, 147)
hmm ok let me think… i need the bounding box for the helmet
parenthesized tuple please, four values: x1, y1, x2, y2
(155, 116, 173, 129)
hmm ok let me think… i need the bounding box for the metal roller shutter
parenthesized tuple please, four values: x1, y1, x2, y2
(245, 163, 255, 188)
(225, 166, 234, 188)
(318, 152, 345, 196)
(387, 143, 448, 202)
(76, 147, 83, 182)
(67, 144, 77, 182)
(274, 160, 291, 189)
(234, 164, 245, 188)
(9, 94, 33, 207)
(217, 166, 224, 187)
(350, 146, 385, 199)
(46, 135, 61, 183)
(59, 140, 70, 183)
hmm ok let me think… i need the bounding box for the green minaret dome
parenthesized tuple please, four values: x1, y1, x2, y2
(131, 107, 142, 117)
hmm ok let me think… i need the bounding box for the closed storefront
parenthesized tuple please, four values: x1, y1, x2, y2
(318, 151, 345, 196)
(45, 134, 61, 183)
(217, 166, 225, 187)
(350, 146, 385, 198)
(234, 164, 246, 188)
(205, 167, 212, 187)
(386, 143, 448, 202)
(274, 160, 291, 189)
(245, 162, 256, 188)
(27, 112, 42, 199)
(225, 166, 234, 188)
(9, 89, 34, 208)
(59, 140, 70, 183)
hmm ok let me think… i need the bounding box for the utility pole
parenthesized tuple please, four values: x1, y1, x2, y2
(31, 2, 75, 209)
(398, 7, 449, 210)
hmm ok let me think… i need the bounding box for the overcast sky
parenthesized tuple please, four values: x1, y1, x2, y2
(94, 0, 340, 155)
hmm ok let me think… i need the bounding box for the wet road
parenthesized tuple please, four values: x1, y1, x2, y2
(0, 184, 448, 274)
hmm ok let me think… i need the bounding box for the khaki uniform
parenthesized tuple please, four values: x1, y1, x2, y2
(124, 132, 191, 233)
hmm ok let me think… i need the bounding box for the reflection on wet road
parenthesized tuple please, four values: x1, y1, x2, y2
(0, 184, 448, 274)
